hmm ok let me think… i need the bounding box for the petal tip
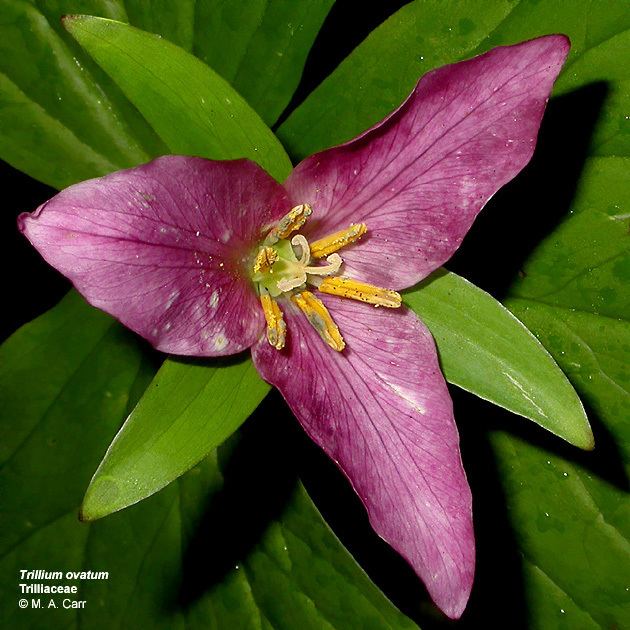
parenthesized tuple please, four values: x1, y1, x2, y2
(428, 526, 475, 619)
(442, 572, 475, 619)
(16, 212, 29, 235)
(17, 202, 47, 237)
(548, 32, 571, 52)
(542, 32, 571, 63)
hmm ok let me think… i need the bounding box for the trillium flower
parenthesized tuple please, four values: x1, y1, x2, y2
(19, 36, 568, 618)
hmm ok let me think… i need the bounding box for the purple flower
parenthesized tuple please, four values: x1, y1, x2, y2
(19, 36, 568, 618)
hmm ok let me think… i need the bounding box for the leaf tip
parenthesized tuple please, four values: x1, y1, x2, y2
(580, 429, 596, 452)
(80, 475, 123, 521)
(77, 505, 93, 523)
(572, 403, 595, 451)
(565, 416, 595, 451)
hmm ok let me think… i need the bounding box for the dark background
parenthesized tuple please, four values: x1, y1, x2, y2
(2, 1, 606, 627)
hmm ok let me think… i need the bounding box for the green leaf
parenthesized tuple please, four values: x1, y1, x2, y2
(65, 16, 292, 181)
(0, 300, 415, 629)
(93, 0, 334, 126)
(507, 301, 629, 440)
(81, 357, 271, 521)
(506, 157, 630, 412)
(278, 0, 520, 156)
(5, 11, 300, 518)
(277, 0, 630, 159)
(404, 270, 592, 449)
(476, 1, 630, 158)
(0, 0, 330, 187)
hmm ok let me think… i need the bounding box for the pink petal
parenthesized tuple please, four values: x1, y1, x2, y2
(252, 298, 474, 618)
(19, 156, 289, 356)
(284, 36, 569, 289)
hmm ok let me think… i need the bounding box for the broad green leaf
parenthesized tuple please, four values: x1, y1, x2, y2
(6, 11, 299, 519)
(82, 357, 271, 521)
(476, 1, 630, 158)
(0, 0, 330, 188)
(65, 16, 292, 181)
(0, 300, 416, 628)
(278, 0, 630, 159)
(507, 302, 629, 447)
(404, 270, 592, 449)
(278, 0, 520, 156)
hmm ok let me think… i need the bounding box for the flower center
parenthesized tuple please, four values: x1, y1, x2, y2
(251, 204, 402, 352)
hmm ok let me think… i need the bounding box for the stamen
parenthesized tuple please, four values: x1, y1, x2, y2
(260, 292, 286, 350)
(265, 204, 312, 244)
(318, 277, 402, 308)
(310, 223, 367, 258)
(252, 246, 278, 274)
(291, 291, 345, 352)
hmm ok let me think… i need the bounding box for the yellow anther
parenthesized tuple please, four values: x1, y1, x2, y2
(310, 223, 367, 258)
(265, 204, 313, 244)
(253, 246, 278, 274)
(260, 293, 286, 350)
(291, 291, 345, 352)
(318, 277, 402, 308)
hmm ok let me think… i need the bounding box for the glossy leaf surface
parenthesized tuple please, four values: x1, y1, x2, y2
(12, 10, 301, 516)
(193, 0, 334, 125)
(404, 270, 592, 449)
